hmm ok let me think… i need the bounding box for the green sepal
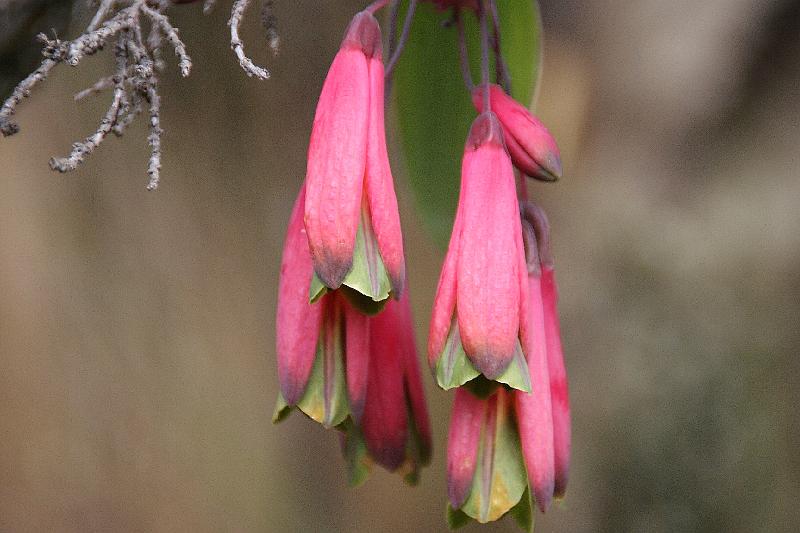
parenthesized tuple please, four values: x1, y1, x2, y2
(340, 209, 392, 307)
(401, 400, 431, 486)
(271, 392, 292, 424)
(340, 285, 388, 316)
(495, 340, 532, 393)
(436, 320, 531, 393)
(309, 273, 328, 303)
(509, 485, 535, 533)
(463, 375, 501, 399)
(341, 418, 372, 487)
(292, 309, 350, 428)
(446, 505, 471, 530)
(458, 392, 528, 524)
(435, 319, 480, 390)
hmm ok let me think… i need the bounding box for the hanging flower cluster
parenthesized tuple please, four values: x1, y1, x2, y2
(274, 0, 570, 530)
(273, 10, 431, 484)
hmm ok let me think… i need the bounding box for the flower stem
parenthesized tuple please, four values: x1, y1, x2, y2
(479, 0, 491, 111)
(455, 8, 474, 92)
(365, 0, 392, 14)
(384, 0, 417, 79)
(488, 0, 511, 94)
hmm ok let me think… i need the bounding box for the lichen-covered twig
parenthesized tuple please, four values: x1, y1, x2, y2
(2, 0, 276, 189)
(203, 0, 217, 15)
(230, 0, 271, 79)
(144, 78, 162, 191)
(50, 35, 130, 172)
(141, 4, 192, 77)
(0, 0, 199, 189)
(0, 34, 67, 136)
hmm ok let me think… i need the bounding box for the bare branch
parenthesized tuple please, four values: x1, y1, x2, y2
(145, 81, 162, 191)
(0, 35, 67, 136)
(50, 35, 129, 171)
(229, 0, 270, 79)
(142, 3, 192, 77)
(87, 0, 116, 32)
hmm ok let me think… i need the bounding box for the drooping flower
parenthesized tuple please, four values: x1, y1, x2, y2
(472, 84, 562, 182)
(428, 112, 531, 391)
(344, 289, 433, 485)
(444, 199, 571, 528)
(446, 387, 533, 530)
(274, 185, 430, 483)
(304, 11, 405, 311)
(520, 201, 571, 499)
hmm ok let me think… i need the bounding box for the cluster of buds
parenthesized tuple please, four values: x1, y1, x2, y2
(273, 11, 431, 484)
(274, 1, 570, 530)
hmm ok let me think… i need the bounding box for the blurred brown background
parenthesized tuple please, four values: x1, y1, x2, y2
(1, 1, 799, 531)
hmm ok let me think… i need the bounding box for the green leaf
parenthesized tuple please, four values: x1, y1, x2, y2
(495, 339, 532, 393)
(339, 208, 392, 311)
(294, 307, 350, 428)
(459, 391, 528, 524)
(393, 1, 543, 247)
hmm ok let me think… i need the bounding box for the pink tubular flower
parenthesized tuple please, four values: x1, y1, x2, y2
(304, 11, 405, 306)
(521, 202, 571, 499)
(472, 84, 562, 182)
(428, 112, 531, 389)
(446, 387, 532, 527)
(275, 185, 430, 483)
(353, 290, 433, 481)
(444, 202, 571, 526)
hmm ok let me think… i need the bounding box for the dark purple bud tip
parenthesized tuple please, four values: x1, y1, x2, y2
(448, 478, 471, 510)
(520, 201, 553, 268)
(342, 11, 383, 59)
(466, 112, 505, 151)
(279, 374, 306, 407)
(554, 469, 569, 500)
(535, 479, 555, 513)
(469, 349, 513, 381)
(530, 154, 562, 182)
(312, 256, 351, 291)
(520, 218, 541, 276)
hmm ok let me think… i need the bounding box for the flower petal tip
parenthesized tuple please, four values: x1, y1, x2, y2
(311, 257, 352, 291)
(343, 11, 382, 59)
(466, 111, 505, 150)
(467, 349, 513, 381)
(534, 480, 555, 513)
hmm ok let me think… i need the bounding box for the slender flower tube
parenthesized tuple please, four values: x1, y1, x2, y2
(304, 11, 405, 309)
(354, 290, 433, 481)
(522, 202, 571, 499)
(275, 185, 430, 483)
(472, 84, 562, 182)
(429, 112, 531, 391)
(516, 249, 555, 512)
